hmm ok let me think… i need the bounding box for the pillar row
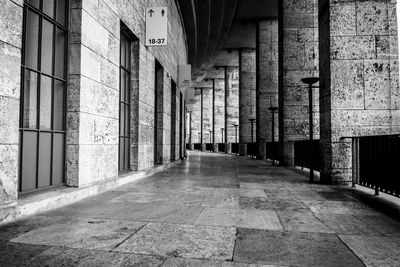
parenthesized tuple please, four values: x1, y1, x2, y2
(239, 49, 257, 156)
(278, 0, 319, 166)
(213, 78, 225, 150)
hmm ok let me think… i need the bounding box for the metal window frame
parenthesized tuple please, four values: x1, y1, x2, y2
(19, 0, 69, 194)
(118, 32, 132, 173)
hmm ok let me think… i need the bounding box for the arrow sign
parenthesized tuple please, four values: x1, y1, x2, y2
(146, 7, 168, 46)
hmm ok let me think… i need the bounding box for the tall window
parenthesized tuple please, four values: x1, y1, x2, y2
(119, 32, 131, 173)
(19, 0, 69, 193)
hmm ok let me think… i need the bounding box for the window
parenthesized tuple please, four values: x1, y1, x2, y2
(19, 0, 69, 193)
(119, 32, 131, 173)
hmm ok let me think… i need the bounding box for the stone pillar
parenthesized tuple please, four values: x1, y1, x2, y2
(319, 0, 399, 184)
(278, 0, 319, 166)
(257, 20, 279, 160)
(192, 89, 201, 148)
(214, 78, 225, 151)
(0, 0, 22, 213)
(239, 49, 257, 156)
(225, 66, 240, 154)
(202, 87, 213, 150)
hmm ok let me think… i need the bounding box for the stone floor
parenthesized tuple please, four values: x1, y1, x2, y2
(1, 151, 400, 266)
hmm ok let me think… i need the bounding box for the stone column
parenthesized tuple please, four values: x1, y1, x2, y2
(319, 0, 399, 184)
(257, 19, 279, 160)
(239, 48, 257, 156)
(0, 0, 22, 214)
(225, 66, 240, 153)
(202, 87, 213, 150)
(192, 89, 201, 148)
(278, 0, 319, 166)
(214, 78, 225, 151)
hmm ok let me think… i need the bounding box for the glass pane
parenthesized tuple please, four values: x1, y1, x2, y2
(120, 35, 126, 68)
(119, 137, 124, 171)
(125, 41, 130, 69)
(56, 0, 66, 26)
(42, 0, 55, 18)
(53, 80, 65, 130)
(125, 105, 129, 136)
(40, 75, 52, 129)
(25, 10, 39, 69)
(124, 138, 129, 170)
(55, 27, 66, 78)
(23, 70, 38, 128)
(120, 70, 125, 101)
(52, 133, 64, 185)
(27, 0, 40, 9)
(125, 71, 130, 103)
(38, 132, 51, 188)
(119, 104, 125, 135)
(21, 131, 38, 192)
(41, 19, 54, 75)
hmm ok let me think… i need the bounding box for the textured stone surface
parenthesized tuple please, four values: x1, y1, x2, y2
(225, 67, 240, 145)
(234, 228, 364, 266)
(319, 0, 399, 184)
(257, 20, 279, 159)
(239, 49, 257, 155)
(115, 222, 236, 260)
(280, 0, 319, 165)
(214, 79, 225, 144)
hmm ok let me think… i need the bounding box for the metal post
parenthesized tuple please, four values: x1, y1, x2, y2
(221, 128, 224, 143)
(268, 106, 278, 165)
(249, 118, 255, 158)
(301, 77, 319, 183)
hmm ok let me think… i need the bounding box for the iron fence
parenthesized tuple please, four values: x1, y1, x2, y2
(294, 140, 321, 171)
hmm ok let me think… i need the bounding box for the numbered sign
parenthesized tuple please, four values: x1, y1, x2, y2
(145, 7, 168, 46)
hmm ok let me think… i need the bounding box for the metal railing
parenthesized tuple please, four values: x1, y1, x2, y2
(266, 142, 279, 161)
(294, 140, 321, 171)
(231, 143, 239, 154)
(205, 143, 213, 151)
(347, 135, 400, 197)
(218, 143, 226, 153)
(194, 143, 201, 150)
(247, 142, 257, 158)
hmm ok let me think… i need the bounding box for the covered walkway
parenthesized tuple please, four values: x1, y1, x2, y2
(1, 152, 400, 266)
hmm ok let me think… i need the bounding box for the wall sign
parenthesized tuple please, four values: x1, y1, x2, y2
(145, 7, 168, 46)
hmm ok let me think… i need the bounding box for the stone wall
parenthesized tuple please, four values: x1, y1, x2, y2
(319, 0, 399, 184)
(257, 19, 279, 159)
(239, 49, 257, 155)
(214, 79, 225, 143)
(225, 67, 240, 144)
(0, 0, 187, 209)
(0, 0, 22, 208)
(279, 0, 319, 166)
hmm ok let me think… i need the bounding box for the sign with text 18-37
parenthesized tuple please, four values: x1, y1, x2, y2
(145, 7, 168, 46)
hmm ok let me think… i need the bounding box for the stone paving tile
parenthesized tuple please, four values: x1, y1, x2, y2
(277, 211, 335, 233)
(239, 189, 268, 198)
(115, 222, 236, 261)
(338, 235, 400, 267)
(195, 207, 283, 230)
(48, 202, 203, 224)
(314, 213, 379, 235)
(162, 257, 281, 266)
(0, 242, 50, 267)
(302, 200, 381, 215)
(11, 218, 146, 251)
(26, 247, 166, 267)
(233, 228, 364, 267)
(109, 191, 180, 204)
(0, 215, 63, 242)
(354, 215, 400, 236)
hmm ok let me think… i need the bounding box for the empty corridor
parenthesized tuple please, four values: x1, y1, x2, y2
(1, 151, 400, 266)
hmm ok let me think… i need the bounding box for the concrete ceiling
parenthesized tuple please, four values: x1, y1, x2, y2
(176, 0, 277, 86)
